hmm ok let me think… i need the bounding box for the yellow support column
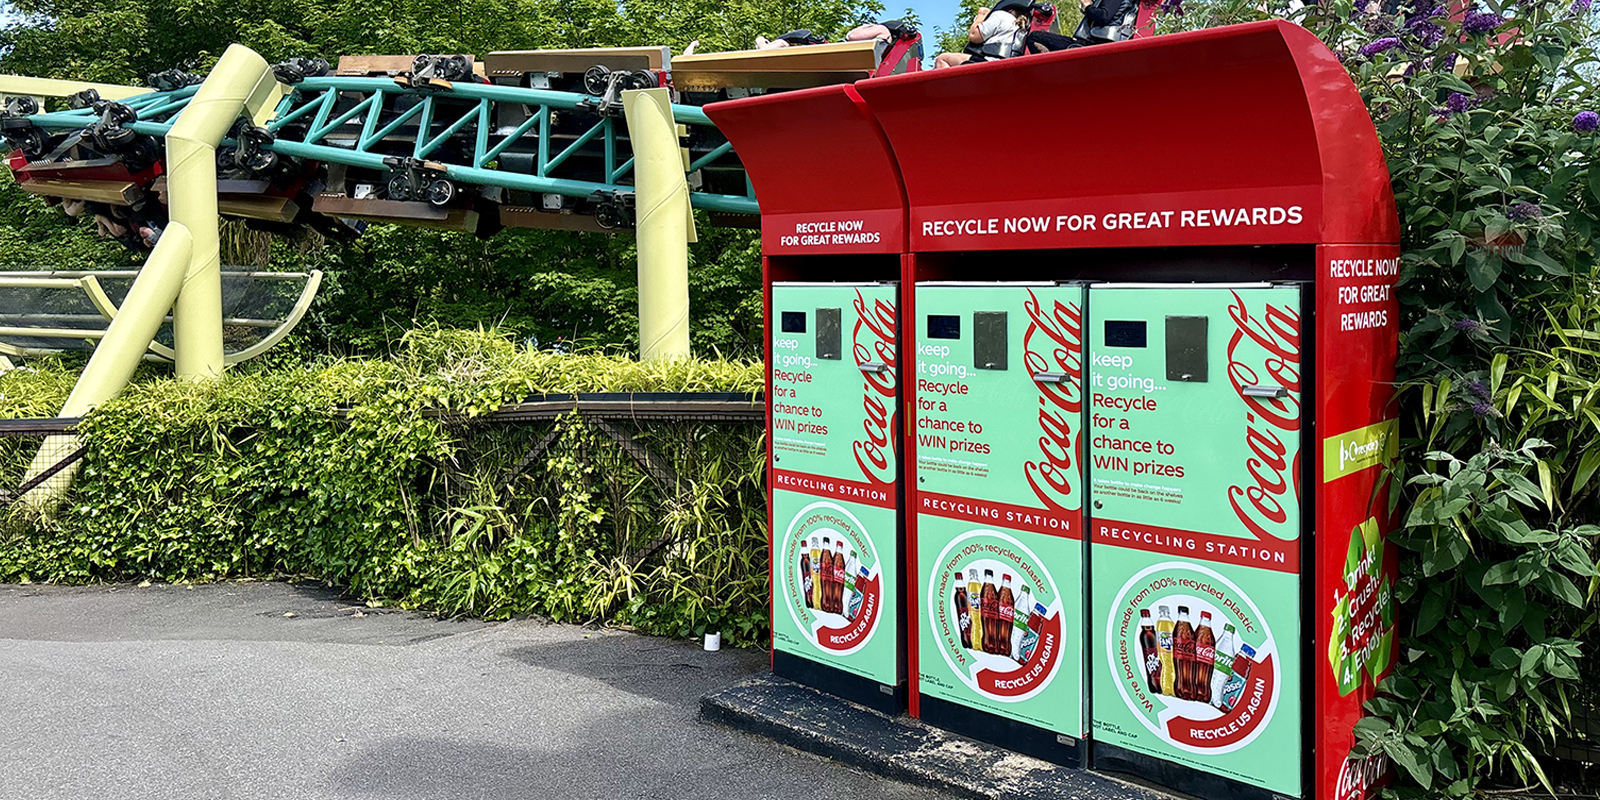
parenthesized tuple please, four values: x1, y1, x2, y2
(621, 88, 694, 361)
(167, 44, 274, 379)
(20, 225, 195, 512)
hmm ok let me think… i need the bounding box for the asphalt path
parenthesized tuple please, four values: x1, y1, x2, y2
(0, 581, 949, 800)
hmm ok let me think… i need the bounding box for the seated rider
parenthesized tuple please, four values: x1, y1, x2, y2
(755, 29, 829, 49)
(1023, 0, 1137, 53)
(935, 0, 1032, 68)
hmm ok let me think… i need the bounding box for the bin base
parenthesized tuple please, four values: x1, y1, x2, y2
(918, 694, 1085, 768)
(773, 649, 905, 715)
(1092, 740, 1300, 800)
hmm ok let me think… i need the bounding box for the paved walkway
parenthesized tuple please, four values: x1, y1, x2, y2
(0, 581, 949, 800)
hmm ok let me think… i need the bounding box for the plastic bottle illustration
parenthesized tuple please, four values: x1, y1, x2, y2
(1019, 601, 1047, 662)
(968, 572, 984, 653)
(1156, 605, 1176, 696)
(1195, 611, 1217, 701)
(848, 563, 870, 620)
(1011, 585, 1033, 662)
(1174, 606, 1196, 700)
(800, 538, 814, 610)
(1138, 609, 1161, 693)
(843, 549, 859, 620)
(953, 570, 972, 649)
(1210, 623, 1238, 708)
(832, 540, 847, 614)
(995, 574, 1015, 656)
(980, 570, 999, 655)
(1220, 642, 1258, 711)
(813, 537, 827, 611)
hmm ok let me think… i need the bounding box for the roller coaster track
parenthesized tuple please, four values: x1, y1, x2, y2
(17, 71, 757, 234)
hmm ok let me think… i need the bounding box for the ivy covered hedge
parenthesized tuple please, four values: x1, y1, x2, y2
(0, 329, 769, 645)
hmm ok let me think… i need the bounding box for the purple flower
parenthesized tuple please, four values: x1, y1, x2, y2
(1360, 37, 1403, 57)
(1466, 380, 1492, 400)
(1446, 92, 1474, 113)
(1406, 18, 1444, 46)
(1462, 10, 1502, 35)
(1453, 317, 1486, 335)
(1432, 107, 1451, 120)
(1572, 0, 1593, 14)
(1575, 111, 1599, 132)
(1472, 400, 1500, 418)
(1161, 0, 1184, 15)
(1507, 202, 1542, 220)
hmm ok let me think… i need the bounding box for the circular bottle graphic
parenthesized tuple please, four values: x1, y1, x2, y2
(778, 501, 883, 655)
(1104, 561, 1280, 754)
(926, 529, 1064, 702)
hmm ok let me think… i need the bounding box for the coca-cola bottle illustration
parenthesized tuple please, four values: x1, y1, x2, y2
(953, 571, 972, 649)
(843, 550, 859, 620)
(1019, 601, 1047, 661)
(980, 570, 999, 654)
(1156, 605, 1176, 696)
(1010, 585, 1033, 662)
(1195, 611, 1217, 701)
(800, 538, 814, 610)
(1138, 609, 1161, 694)
(995, 575, 1015, 656)
(1210, 623, 1238, 708)
(836, 541, 848, 611)
(968, 572, 985, 653)
(1173, 606, 1196, 700)
(1220, 642, 1258, 711)
(815, 537, 830, 611)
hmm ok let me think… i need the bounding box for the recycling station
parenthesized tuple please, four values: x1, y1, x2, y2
(709, 83, 912, 713)
(708, 19, 1403, 800)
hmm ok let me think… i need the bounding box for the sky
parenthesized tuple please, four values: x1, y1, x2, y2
(905, 0, 966, 39)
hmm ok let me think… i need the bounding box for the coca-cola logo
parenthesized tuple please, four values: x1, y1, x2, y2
(852, 290, 897, 487)
(1335, 751, 1389, 800)
(1225, 291, 1302, 543)
(1022, 290, 1084, 512)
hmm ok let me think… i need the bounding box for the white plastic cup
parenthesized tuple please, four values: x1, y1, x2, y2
(704, 632, 722, 651)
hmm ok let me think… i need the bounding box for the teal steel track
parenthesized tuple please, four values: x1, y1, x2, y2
(26, 77, 759, 215)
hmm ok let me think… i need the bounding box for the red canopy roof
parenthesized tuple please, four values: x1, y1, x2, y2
(705, 84, 907, 255)
(841, 20, 1398, 252)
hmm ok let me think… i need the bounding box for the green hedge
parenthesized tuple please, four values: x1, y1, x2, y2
(0, 329, 770, 645)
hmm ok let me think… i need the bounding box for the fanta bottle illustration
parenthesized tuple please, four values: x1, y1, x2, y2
(1157, 605, 1176, 696)
(968, 573, 984, 653)
(811, 537, 825, 611)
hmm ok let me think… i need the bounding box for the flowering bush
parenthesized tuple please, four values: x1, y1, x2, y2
(1154, 0, 1600, 795)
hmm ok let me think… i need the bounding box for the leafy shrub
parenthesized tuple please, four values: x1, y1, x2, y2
(0, 329, 770, 645)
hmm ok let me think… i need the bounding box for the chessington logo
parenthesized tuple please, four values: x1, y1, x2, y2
(852, 289, 897, 488)
(1224, 291, 1302, 542)
(1338, 429, 1389, 472)
(1022, 289, 1084, 512)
